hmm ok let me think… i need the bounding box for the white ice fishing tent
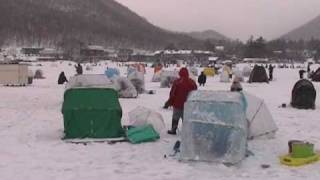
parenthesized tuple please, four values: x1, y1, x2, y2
(128, 71, 145, 94)
(243, 92, 278, 139)
(160, 70, 179, 88)
(242, 66, 252, 77)
(188, 67, 198, 77)
(233, 68, 244, 82)
(111, 77, 138, 98)
(66, 74, 116, 89)
(220, 71, 230, 82)
(128, 106, 165, 134)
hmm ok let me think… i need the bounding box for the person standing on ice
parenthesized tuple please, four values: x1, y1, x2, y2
(58, 71, 68, 84)
(166, 68, 197, 135)
(197, 71, 207, 86)
(299, 69, 306, 79)
(75, 63, 83, 75)
(268, 64, 274, 81)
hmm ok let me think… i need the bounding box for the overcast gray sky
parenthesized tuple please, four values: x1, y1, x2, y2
(115, 0, 320, 41)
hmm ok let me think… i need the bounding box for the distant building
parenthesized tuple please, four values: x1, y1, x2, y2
(215, 46, 225, 51)
(154, 50, 213, 64)
(38, 48, 64, 61)
(80, 45, 108, 62)
(243, 58, 269, 63)
(21, 48, 44, 56)
(118, 48, 133, 61)
(130, 53, 155, 62)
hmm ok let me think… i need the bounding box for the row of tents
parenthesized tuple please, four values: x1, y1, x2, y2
(61, 65, 316, 165)
(61, 87, 279, 164)
(152, 65, 270, 86)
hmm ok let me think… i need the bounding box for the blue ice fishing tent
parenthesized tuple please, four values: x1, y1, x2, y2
(105, 68, 120, 78)
(181, 90, 248, 164)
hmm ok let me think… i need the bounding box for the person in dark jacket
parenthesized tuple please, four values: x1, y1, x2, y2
(75, 63, 83, 75)
(197, 71, 207, 86)
(167, 68, 197, 135)
(58, 71, 68, 85)
(268, 64, 274, 81)
(299, 69, 306, 79)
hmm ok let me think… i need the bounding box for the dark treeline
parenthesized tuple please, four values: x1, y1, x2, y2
(198, 36, 320, 61)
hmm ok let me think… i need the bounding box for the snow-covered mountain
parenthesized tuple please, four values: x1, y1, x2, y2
(0, 0, 202, 49)
(281, 14, 320, 41)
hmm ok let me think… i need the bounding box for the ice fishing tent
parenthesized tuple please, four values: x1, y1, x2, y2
(242, 65, 252, 77)
(111, 77, 138, 98)
(160, 70, 179, 88)
(154, 64, 163, 73)
(62, 88, 124, 139)
(128, 71, 145, 94)
(233, 68, 244, 82)
(291, 79, 316, 109)
(311, 68, 320, 82)
(152, 71, 161, 82)
(34, 69, 44, 79)
(220, 71, 230, 82)
(66, 74, 116, 89)
(243, 92, 278, 139)
(222, 65, 231, 75)
(135, 64, 146, 74)
(104, 68, 120, 78)
(127, 66, 137, 76)
(181, 91, 248, 164)
(249, 65, 269, 83)
(203, 67, 215, 76)
(127, 106, 165, 134)
(188, 67, 198, 77)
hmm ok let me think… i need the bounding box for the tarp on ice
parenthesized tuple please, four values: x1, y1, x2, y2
(243, 92, 278, 139)
(105, 68, 120, 78)
(181, 91, 248, 164)
(128, 71, 145, 94)
(111, 77, 138, 98)
(160, 70, 179, 88)
(66, 74, 116, 90)
(128, 106, 165, 134)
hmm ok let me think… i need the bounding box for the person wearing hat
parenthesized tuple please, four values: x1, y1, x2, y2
(166, 68, 197, 135)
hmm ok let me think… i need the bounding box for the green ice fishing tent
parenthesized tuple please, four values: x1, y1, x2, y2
(62, 88, 124, 139)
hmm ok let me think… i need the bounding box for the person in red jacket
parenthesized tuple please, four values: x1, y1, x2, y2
(167, 67, 197, 135)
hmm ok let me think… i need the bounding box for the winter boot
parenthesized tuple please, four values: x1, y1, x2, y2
(167, 118, 179, 135)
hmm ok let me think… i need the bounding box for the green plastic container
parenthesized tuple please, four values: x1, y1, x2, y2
(291, 142, 315, 158)
(127, 124, 160, 144)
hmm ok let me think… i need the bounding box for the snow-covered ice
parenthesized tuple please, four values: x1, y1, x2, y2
(0, 61, 320, 180)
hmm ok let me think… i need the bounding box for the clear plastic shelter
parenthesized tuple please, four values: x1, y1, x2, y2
(181, 91, 248, 164)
